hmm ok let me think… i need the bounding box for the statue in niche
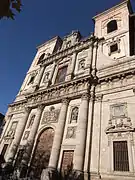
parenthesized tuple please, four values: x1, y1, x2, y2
(43, 72, 50, 82)
(70, 107, 79, 123)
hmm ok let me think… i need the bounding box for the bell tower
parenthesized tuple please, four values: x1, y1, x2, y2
(93, 0, 133, 68)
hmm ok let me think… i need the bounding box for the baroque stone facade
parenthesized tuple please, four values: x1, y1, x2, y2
(1, 1, 135, 180)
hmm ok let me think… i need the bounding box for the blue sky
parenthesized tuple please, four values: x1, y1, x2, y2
(0, 0, 135, 115)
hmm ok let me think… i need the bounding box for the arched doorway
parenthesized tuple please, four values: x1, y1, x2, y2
(30, 128, 54, 179)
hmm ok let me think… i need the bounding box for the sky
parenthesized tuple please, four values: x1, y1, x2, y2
(0, 0, 135, 115)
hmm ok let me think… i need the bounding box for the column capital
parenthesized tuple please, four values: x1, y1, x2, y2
(94, 41, 98, 48)
(81, 93, 90, 101)
(62, 98, 69, 105)
(37, 104, 45, 111)
(95, 94, 103, 102)
(24, 106, 31, 113)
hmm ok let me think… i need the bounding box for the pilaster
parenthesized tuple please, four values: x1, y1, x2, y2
(7, 107, 31, 162)
(74, 93, 89, 172)
(48, 98, 69, 169)
(66, 52, 77, 81)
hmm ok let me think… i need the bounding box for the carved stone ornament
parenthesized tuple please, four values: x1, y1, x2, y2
(105, 103, 134, 134)
(66, 127, 76, 139)
(23, 131, 30, 140)
(70, 107, 79, 123)
(81, 93, 89, 100)
(62, 98, 69, 105)
(42, 108, 60, 124)
(78, 59, 85, 71)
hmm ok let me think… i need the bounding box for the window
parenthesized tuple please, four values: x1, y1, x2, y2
(113, 141, 129, 171)
(107, 20, 118, 33)
(55, 66, 67, 84)
(61, 150, 74, 172)
(27, 115, 35, 128)
(37, 53, 45, 64)
(110, 43, 118, 53)
(28, 75, 35, 85)
(1, 144, 8, 156)
(70, 107, 79, 123)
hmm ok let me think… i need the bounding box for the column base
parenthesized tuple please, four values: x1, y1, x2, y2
(41, 167, 58, 180)
(63, 169, 84, 180)
(19, 164, 28, 178)
(90, 172, 101, 180)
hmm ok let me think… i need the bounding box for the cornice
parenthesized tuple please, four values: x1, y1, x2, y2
(97, 56, 135, 81)
(9, 75, 92, 109)
(26, 75, 91, 99)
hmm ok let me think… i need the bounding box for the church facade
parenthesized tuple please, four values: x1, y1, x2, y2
(1, 1, 135, 179)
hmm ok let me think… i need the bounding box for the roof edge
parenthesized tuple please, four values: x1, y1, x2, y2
(93, 0, 131, 20)
(36, 36, 61, 50)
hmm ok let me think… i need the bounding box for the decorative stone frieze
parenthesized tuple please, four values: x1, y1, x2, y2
(41, 108, 60, 124)
(105, 103, 134, 134)
(26, 77, 90, 107)
(23, 131, 30, 140)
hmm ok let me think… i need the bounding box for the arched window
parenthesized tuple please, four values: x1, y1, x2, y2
(37, 53, 45, 64)
(107, 20, 118, 34)
(70, 107, 79, 123)
(27, 115, 35, 128)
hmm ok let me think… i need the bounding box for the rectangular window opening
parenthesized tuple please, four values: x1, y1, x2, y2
(110, 43, 118, 53)
(61, 150, 74, 173)
(55, 66, 67, 84)
(28, 76, 35, 85)
(113, 141, 129, 171)
(1, 144, 8, 156)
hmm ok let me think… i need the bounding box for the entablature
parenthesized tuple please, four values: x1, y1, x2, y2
(97, 56, 135, 81)
(9, 75, 92, 113)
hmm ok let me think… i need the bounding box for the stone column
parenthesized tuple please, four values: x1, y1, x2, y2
(49, 98, 69, 169)
(0, 114, 12, 143)
(66, 52, 77, 81)
(21, 105, 44, 177)
(85, 45, 93, 74)
(92, 41, 98, 78)
(7, 107, 31, 162)
(84, 86, 95, 173)
(74, 93, 89, 172)
(28, 105, 44, 144)
(49, 62, 56, 85)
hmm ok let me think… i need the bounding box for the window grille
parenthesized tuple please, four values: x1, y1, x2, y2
(113, 141, 129, 171)
(61, 150, 74, 172)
